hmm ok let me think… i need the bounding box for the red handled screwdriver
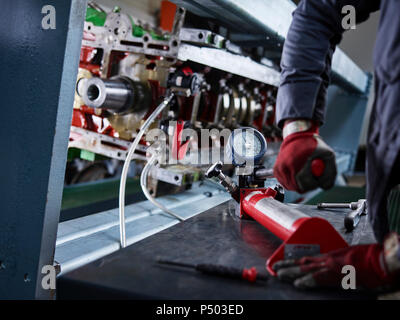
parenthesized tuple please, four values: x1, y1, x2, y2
(157, 259, 269, 283)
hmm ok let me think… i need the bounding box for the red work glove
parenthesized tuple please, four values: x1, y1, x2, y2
(273, 119, 337, 193)
(273, 233, 400, 290)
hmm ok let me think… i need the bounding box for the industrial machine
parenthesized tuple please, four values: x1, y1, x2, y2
(68, 1, 281, 196)
(1, 0, 372, 300)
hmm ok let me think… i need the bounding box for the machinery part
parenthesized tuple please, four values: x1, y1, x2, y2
(240, 190, 349, 275)
(213, 79, 230, 124)
(82, 10, 181, 59)
(149, 166, 194, 186)
(262, 104, 275, 126)
(88, 1, 105, 13)
(273, 184, 285, 203)
(168, 67, 209, 122)
(236, 166, 271, 188)
(146, 165, 203, 198)
(177, 44, 280, 87)
(74, 68, 93, 109)
(171, 121, 191, 160)
(236, 84, 249, 124)
(179, 28, 226, 49)
(205, 122, 348, 277)
(157, 259, 269, 283)
(86, 4, 107, 27)
(69, 126, 147, 161)
(70, 162, 109, 184)
(190, 91, 202, 124)
(172, 0, 369, 93)
(205, 161, 239, 201)
(226, 127, 267, 166)
(65, 157, 120, 186)
(238, 94, 248, 124)
(141, 153, 185, 221)
(179, 27, 241, 54)
(217, 86, 237, 127)
(246, 95, 262, 125)
(81, 76, 151, 114)
(213, 91, 223, 124)
(167, 70, 202, 96)
(228, 88, 241, 126)
(220, 92, 232, 123)
(104, 11, 132, 40)
(216, 88, 233, 126)
(238, 84, 263, 126)
(171, 5, 186, 36)
(119, 93, 175, 248)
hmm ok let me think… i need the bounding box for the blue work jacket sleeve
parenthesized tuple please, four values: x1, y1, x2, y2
(275, 0, 380, 128)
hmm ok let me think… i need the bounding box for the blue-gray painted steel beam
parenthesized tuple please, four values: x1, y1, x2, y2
(0, 0, 86, 299)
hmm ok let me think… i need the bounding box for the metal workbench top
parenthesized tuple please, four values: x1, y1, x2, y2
(57, 200, 377, 300)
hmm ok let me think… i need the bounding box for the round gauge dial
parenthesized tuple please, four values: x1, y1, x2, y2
(228, 128, 267, 166)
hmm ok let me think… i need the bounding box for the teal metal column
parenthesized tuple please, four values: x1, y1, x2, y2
(0, 0, 86, 299)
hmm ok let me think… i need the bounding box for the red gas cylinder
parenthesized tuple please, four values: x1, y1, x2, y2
(240, 189, 348, 275)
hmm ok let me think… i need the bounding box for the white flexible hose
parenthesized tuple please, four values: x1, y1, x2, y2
(119, 93, 174, 248)
(140, 154, 185, 221)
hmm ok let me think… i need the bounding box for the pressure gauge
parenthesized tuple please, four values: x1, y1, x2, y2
(227, 127, 267, 166)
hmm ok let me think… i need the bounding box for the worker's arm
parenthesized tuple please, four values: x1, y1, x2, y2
(274, 0, 380, 193)
(276, 0, 380, 126)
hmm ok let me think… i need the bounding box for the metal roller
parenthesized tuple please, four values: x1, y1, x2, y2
(80, 76, 151, 114)
(247, 98, 262, 124)
(245, 88, 263, 125)
(225, 88, 241, 126)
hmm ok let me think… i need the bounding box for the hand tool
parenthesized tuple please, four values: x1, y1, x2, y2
(317, 199, 364, 210)
(344, 199, 367, 231)
(317, 199, 367, 232)
(157, 259, 269, 283)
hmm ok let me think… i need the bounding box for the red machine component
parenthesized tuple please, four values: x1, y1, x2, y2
(171, 121, 191, 160)
(160, 1, 177, 32)
(240, 188, 349, 275)
(106, 51, 129, 78)
(72, 109, 87, 129)
(71, 107, 116, 137)
(79, 46, 100, 75)
(253, 90, 268, 131)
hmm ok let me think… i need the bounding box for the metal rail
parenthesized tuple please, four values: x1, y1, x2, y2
(172, 0, 369, 94)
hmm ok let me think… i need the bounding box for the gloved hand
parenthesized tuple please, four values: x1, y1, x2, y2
(273, 119, 337, 193)
(273, 233, 400, 290)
